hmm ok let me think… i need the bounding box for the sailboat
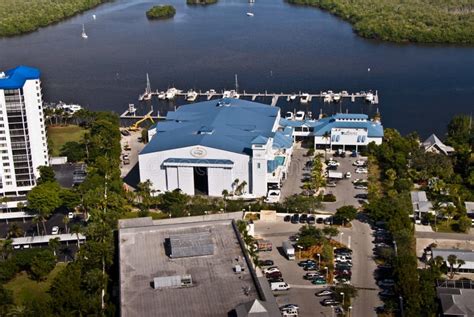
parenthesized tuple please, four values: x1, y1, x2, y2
(139, 73, 152, 101)
(81, 24, 88, 39)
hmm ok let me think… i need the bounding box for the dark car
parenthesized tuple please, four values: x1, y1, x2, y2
(259, 259, 274, 267)
(268, 277, 284, 283)
(316, 218, 324, 224)
(291, 214, 300, 224)
(335, 247, 353, 254)
(298, 260, 316, 267)
(307, 216, 316, 224)
(303, 265, 319, 271)
(299, 214, 308, 223)
(266, 271, 283, 279)
(283, 215, 291, 222)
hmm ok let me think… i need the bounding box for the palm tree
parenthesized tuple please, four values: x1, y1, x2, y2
(63, 215, 70, 234)
(6, 305, 31, 317)
(7, 223, 24, 239)
(0, 239, 13, 260)
(222, 189, 229, 211)
(48, 237, 61, 256)
(32, 215, 41, 236)
(447, 254, 465, 279)
(71, 225, 82, 249)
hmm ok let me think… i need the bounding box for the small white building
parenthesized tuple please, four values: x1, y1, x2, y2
(280, 113, 383, 151)
(139, 98, 293, 197)
(423, 134, 454, 155)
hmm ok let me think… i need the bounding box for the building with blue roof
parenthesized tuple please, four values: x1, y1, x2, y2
(0, 66, 49, 206)
(139, 98, 293, 198)
(280, 112, 383, 151)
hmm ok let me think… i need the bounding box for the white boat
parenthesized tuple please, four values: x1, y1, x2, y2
(157, 91, 166, 100)
(92, 14, 96, 20)
(246, 12, 254, 17)
(289, 94, 297, 101)
(139, 73, 152, 101)
(365, 92, 375, 103)
(295, 111, 305, 121)
(81, 24, 88, 39)
(333, 93, 341, 102)
(165, 88, 180, 100)
(206, 89, 216, 95)
(324, 95, 333, 103)
(186, 90, 198, 102)
(58, 102, 82, 114)
(285, 112, 294, 120)
(300, 93, 310, 104)
(223, 90, 240, 99)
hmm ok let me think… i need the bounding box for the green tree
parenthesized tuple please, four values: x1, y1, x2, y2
(27, 182, 62, 234)
(322, 226, 339, 240)
(29, 250, 56, 281)
(136, 180, 153, 210)
(37, 166, 56, 185)
(0, 285, 14, 316)
(7, 305, 31, 317)
(48, 237, 61, 256)
(7, 223, 23, 239)
(333, 284, 358, 311)
(333, 205, 357, 225)
(60, 141, 86, 162)
(447, 254, 465, 279)
(446, 115, 472, 149)
(160, 189, 189, 217)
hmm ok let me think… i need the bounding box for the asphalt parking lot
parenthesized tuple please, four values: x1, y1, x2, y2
(255, 221, 333, 317)
(321, 153, 368, 212)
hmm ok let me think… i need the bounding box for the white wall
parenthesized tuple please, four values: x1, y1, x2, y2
(139, 145, 250, 196)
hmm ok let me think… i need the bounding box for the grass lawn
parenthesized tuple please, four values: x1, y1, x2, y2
(4, 262, 66, 304)
(47, 125, 87, 156)
(432, 220, 460, 233)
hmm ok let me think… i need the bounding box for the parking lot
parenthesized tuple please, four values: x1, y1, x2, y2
(320, 152, 368, 212)
(255, 221, 333, 316)
(120, 129, 146, 187)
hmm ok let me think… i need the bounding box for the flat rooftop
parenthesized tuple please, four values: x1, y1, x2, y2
(119, 218, 264, 317)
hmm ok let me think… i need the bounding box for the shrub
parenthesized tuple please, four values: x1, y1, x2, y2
(323, 194, 336, 202)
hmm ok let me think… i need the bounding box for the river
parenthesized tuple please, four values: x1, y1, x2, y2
(0, 0, 473, 136)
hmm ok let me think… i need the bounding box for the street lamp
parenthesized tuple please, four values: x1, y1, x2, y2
(317, 253, 321, 267)
(340, 292, 345, 306)
(348, 306, 352, 317)
(340, 232, 344, 244)
(297, 245, 303, 259)
(324, 266, 328, 280)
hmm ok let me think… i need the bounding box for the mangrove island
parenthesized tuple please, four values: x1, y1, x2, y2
(146, 5, 176, 20)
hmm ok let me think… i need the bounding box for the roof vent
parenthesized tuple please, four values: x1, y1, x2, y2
(197, 126, 214, 135)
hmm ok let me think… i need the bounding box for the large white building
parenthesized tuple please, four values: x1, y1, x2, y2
(139, 98, 293, 197)
(280, 113, 384, 151)
(0, 66, 49, 208)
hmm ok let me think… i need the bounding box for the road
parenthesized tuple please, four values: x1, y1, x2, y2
(339, 218, 381, 317)
(281, 145, 312, 200)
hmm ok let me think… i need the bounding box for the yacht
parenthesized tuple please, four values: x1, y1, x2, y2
(324, 94, 333, 103)
(246, 12, 254, 17)
(333, 93, 341, 102)
(92, 14, 97, 20)
(165, 88, 180, 100)
(186, 90, 198, 102)
(365, 92, 375, 103)
(157, 91, 166, 100)
(285, 112, 294, 120)
(223, 90, 240, 99)
(81, 24, 88, 39)
(295, 111, 305, 121)
(58, 102, 82, 115)
(300, 93, 310, 104)
(289, 94, 297, 101)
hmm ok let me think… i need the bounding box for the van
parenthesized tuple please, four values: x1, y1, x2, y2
(271, 282, 290, 291)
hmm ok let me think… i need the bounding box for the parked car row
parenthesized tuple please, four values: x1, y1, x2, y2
(298, 260, 327, 285)
(263, 266, 291, 291)
(334, 247, 353, 285)
(372, 226, 397, 300)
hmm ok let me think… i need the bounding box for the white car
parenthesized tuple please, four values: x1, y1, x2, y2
(355, 168, 368, 174)
(265, 190, 281, 203)
(327, 161, 340, 167)
(345, 172, 351, 178)
(263, 267, 280, 274)
(51, 226, 59, 235)
(352, 160, 366, 167)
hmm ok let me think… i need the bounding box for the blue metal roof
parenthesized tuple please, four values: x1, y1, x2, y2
(273, 131, 293, 149)
(141, 98, 279, 156)
(280, 114, 384, 138)
(0, 66, 40, 89)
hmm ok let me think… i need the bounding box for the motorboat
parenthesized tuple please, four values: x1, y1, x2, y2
(223, 90, 240, 99)
(324, 95, 333, 103)
(92, 14, 96, 20)
(206, 89, 217, 95)
(165, 87, 180, 100)
(157, 91, 166, 100)
(289, 94, 297, 101)
(300, 93, 310, 104)
(285, 112, 294, 120)
(186, 90, 198, 102)
(246, 12, 254, 17)
(365, 92, 375, 103)
(58, 102, 82, 114)
(223, 90, 231, 98)
(333, 93, 341, 102)
(295, 111, 305, 121)
(81, 24, 88, 39)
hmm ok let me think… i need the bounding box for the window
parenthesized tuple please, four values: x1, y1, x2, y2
(4, 169, 10, 173)
(6, 182, 12, 185)
(5, 175, 10, 179)
(2, 156, 8, 160)
(3, 163, 9, 166)
(257, 163, 261, 169)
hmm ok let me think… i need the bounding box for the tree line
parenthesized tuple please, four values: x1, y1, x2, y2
(0, 0, 111, 37)
(287, 0, 474, 44)
(365, 114, 473, 316)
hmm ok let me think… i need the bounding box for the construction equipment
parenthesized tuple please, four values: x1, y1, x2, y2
(128, 113, 155, 131)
